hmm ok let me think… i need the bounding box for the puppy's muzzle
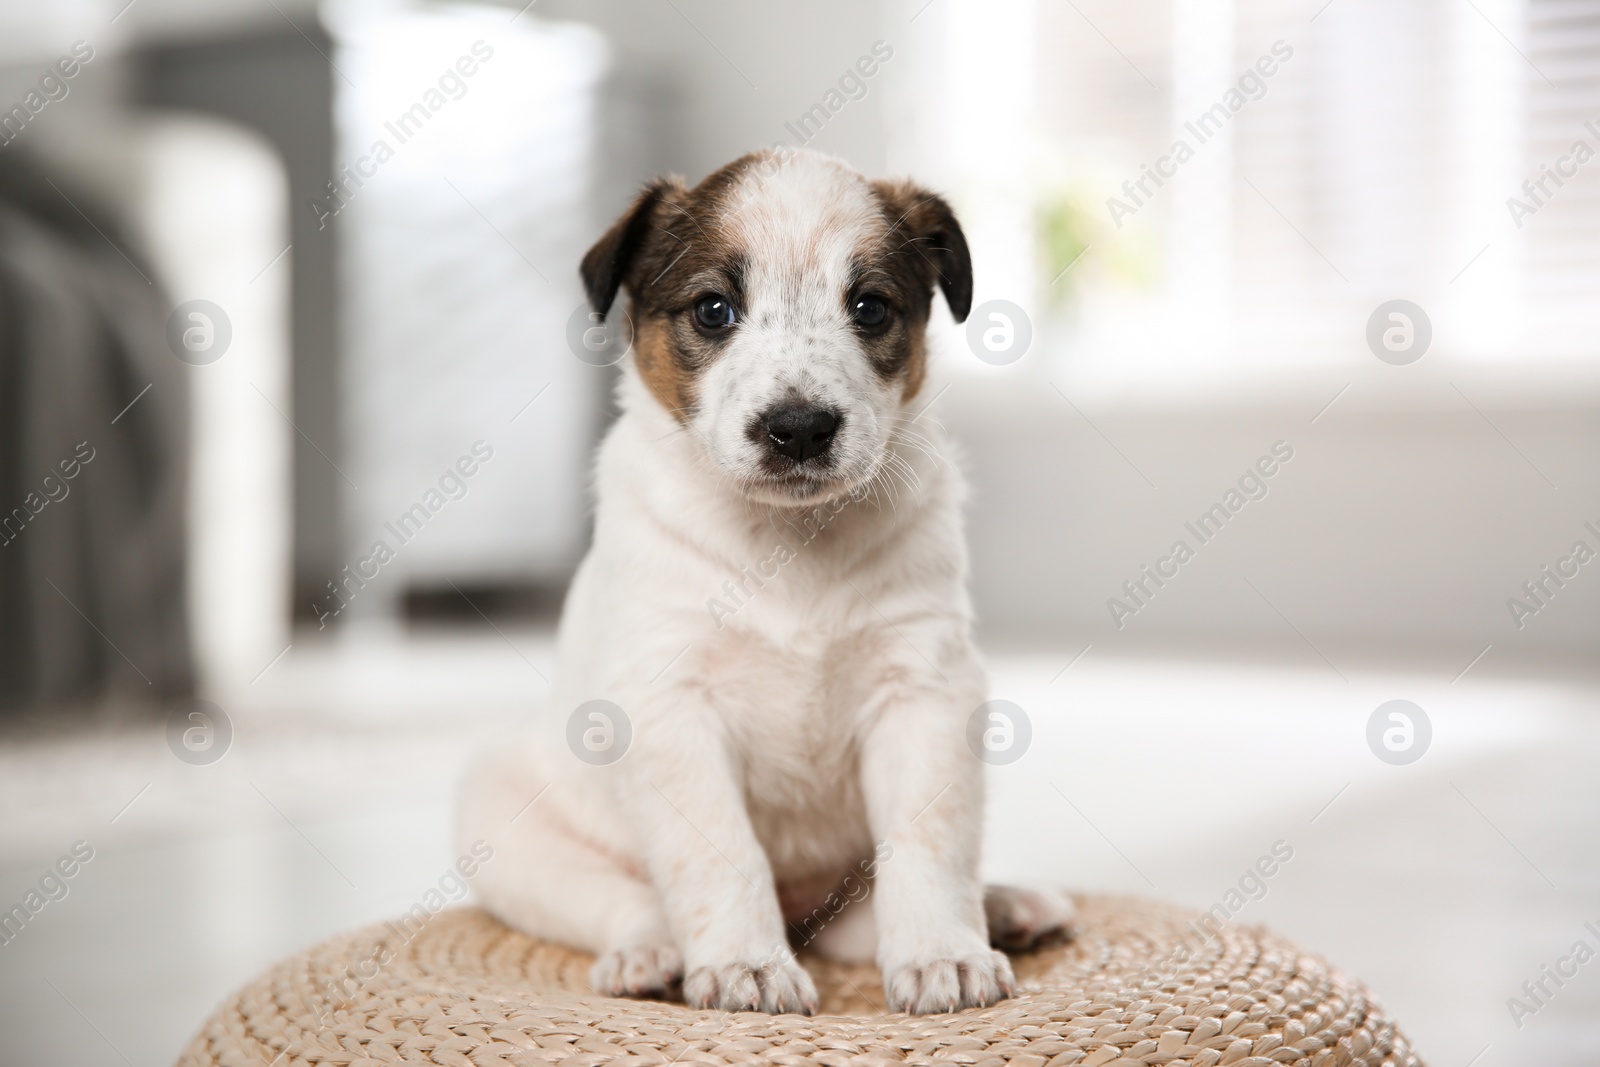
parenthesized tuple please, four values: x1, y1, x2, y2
(757, 402, 841, 465)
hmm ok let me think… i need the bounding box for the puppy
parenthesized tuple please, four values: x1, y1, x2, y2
(459, 148, 1072, 1015)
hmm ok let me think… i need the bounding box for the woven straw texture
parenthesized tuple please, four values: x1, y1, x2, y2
(176, 896, 1423, 1067)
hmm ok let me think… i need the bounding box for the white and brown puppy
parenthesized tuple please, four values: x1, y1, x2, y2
(458, 148, 1071, 1015)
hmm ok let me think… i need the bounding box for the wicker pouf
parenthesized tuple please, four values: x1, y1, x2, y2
(177, 896, 1423, 1067)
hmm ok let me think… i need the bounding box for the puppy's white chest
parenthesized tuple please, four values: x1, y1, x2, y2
(700, 623, 874, 873)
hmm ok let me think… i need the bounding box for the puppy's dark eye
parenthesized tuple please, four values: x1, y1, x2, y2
(693, 294, 736, 330)
(850, 294, 890, 330)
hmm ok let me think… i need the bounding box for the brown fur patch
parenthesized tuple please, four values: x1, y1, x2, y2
(863, 180, 972, 403)
(901, 332, 928, 403)
(842, 242, 924, 402)
(631, 315, 691, 417)
(589, 155, 768, 419)
(867, 179, 973, 322)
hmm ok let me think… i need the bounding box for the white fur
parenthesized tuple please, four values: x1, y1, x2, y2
(458, 153, 1025, 1015)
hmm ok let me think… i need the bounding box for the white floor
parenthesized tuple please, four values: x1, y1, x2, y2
(0, 630, 1596, 1067)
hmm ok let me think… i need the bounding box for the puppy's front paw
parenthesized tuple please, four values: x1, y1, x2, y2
(984, 885, 1076, 951)
(683, 958, 818, 1015)
(885, 950, 1015, 1014)
(591, 944, 683, 999)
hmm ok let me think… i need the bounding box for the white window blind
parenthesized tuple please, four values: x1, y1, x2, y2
(1004, 0, 1598, 372)
(1523, 0, 1600, 349)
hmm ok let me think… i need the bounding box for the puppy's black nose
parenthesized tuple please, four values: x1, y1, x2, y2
(762, 403, 840, 463)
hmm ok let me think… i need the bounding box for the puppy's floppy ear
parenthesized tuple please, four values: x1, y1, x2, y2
(871, 180, 974, 323)
(580, 176, 682, 319)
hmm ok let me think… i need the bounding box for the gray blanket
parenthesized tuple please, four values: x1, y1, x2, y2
(0, 155, 192, 713)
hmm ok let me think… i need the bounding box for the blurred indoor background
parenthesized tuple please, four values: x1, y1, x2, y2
(0, 0, 1595, 1063)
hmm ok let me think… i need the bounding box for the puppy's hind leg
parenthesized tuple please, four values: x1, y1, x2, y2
(458, 750, 680, 1000)
(983, 885, 1076, 952)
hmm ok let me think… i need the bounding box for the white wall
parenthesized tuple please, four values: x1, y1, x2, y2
(947, 364, 1600, 666)
(534, 0, 897, 196)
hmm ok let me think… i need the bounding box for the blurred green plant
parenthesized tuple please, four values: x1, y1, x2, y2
(1035, 177, 1161, 311)
(1037, 190, 1096, 308)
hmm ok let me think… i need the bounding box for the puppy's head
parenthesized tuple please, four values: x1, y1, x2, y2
(582, 149, 971, 507)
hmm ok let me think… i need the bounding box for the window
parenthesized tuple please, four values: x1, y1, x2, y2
(901, 0, 1600, 380)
